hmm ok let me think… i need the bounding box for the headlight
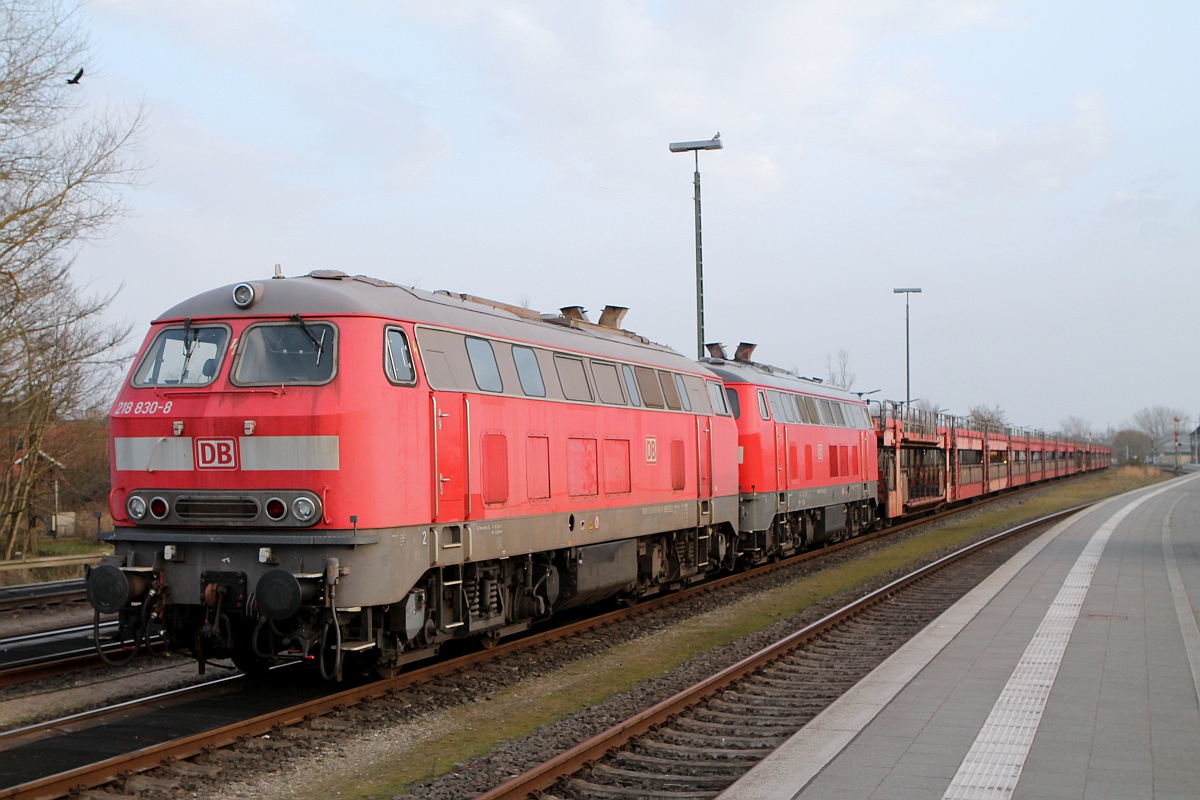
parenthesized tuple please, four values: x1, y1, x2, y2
(127, 495, 147, 520)
(292, 497, 317, 522)
(232, 282, 256, 308)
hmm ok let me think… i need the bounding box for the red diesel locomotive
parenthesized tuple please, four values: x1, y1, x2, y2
(87, 271, 742, 678)
(85, 271, 1108, 679)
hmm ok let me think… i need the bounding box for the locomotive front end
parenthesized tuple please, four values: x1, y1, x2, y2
(88, 277, 370, 677)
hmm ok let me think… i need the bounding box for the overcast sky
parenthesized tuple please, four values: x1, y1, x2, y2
(70, 1, 1198, 435)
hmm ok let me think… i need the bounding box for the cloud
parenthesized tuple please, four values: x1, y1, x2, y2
(1107, 191, 1170, 220)
(846, 87, 1112, 203)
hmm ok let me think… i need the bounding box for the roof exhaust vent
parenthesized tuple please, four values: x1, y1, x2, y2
(598, 305, 628, 329)
(734, 342, 757, 362)
(560, 306, 590, 323)
(705, 343, 728, 360)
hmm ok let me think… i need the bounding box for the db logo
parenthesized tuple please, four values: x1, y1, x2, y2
(196, 438, 238, 470)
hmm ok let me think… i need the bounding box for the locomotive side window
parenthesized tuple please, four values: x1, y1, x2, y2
(634, 367, 665, 408)
(621, 365, 642, 407)
(555, 355, 593, 402)
(791, 394, 812, 424)
(384, 328, 416, 384)
(780, 394, 799, 423)
(660, 371, 683, 410)
(592, 362, 626, 405)
(830, 402, 847, 426)
(818, 399, 836, 425)
(465, 337, 503, 392)
(673, 374, 692, 412)
(757, 390, 770, 420)
(512, 346, 546, 397)
(133, 324, 229, 387)
(232, 321, 336, 385)
(801, 395, 820, 426)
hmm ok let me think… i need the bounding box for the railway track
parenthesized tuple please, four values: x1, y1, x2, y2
(475, 506, 1085, 800)
(0, 620, 171, 688)
(0, 581, 85, 614)
(0, 488, 1085, 799)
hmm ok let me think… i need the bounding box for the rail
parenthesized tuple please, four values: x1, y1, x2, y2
(0, 556, 103, 574)
(476, 504, 1090, 800)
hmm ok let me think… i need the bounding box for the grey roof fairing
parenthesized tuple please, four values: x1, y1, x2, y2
(705, 360, 864, 403)
(153, 272, 711, 375)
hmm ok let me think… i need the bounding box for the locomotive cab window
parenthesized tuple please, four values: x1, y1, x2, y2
(232, 320, 336, 385)
(708, 382, 731, 416)
(133, 323, 230, 387)
(384, 327, 416, 384)
(724, 387, 741, 419)
(765, 391, 785, 422)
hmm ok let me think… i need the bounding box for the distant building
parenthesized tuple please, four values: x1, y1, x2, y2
(1153, 432, 1194, 467)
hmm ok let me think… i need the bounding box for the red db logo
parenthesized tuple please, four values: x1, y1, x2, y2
(196, 438, 238, 470)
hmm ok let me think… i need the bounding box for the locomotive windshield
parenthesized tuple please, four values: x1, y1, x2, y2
(232, 319, 336, 385)
(132, 323, 230, 387)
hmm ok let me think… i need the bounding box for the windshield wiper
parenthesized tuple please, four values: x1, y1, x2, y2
(178, 317, 197, 380)
(290, 313, 326, 365)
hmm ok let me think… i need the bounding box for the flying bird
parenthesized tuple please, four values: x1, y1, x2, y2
(66, 68, 83, 85)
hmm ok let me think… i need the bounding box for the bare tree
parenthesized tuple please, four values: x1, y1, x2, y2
(0, 0, 143, 557)
(969, 404, 1007, 427)
(1129, 406, 1189, 446)
(1059, 416, 1096, 440)
(914, 398, 943, 414)
(825, 349, 856, 390)
(1111, 429, 1153, 465)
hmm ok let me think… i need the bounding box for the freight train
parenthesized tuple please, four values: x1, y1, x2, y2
(84, 271, 1109, 679)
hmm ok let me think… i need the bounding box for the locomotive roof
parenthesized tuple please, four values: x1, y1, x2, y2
(703, 358, 864, 403)
(155, 271, 709, 375)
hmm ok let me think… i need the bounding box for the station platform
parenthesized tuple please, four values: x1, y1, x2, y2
(719, 474, 1200, 800)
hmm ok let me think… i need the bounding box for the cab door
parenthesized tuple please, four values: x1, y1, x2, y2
(431, 393, 468, 522)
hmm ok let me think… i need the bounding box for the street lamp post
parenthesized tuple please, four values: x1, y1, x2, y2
(893, 287, 922, 409)
(670, 133, 722, 360)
